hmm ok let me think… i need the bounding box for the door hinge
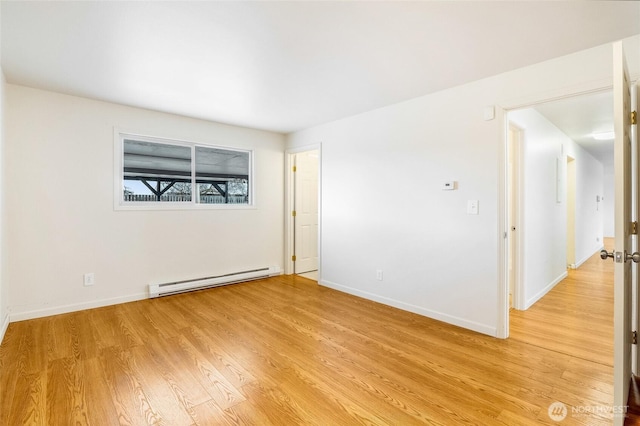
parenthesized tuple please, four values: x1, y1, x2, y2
(632, 110, 637, 125)
(632, 221, 638, 235)
(633, 331, 637, 345)
(292, 210, 297, 217)
(292, 255, 297, 262)
(293, 166, 297, 172)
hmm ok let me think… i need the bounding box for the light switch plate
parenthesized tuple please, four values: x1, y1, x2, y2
(483, 106, 495, 121)
(467, 200, 479, 215)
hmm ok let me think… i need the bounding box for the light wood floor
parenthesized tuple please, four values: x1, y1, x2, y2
(510, 239, 614, 367)
(0, 249, 614, 425)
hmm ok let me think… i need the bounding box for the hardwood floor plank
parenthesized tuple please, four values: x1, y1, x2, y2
(89, 306, 141, 352)
(46, 314, 74, 361)
(74, 310, 101, 360)
(0, 330, 20, 425)
(117, 299, 180, 342)
(240, 381, 309, 425)
(128, 344, 196, 426)
(191, 399, 236, 426)
(47, 357, 90, 425)
(141, 335, 214, 408)
(171, 334, 246, 410)
(182, 326, 257, 389)
(7, 371, 46, 425)
(99, 346, 163, 425)
(82, 356, 122, 426)
(496, 408, 552, 426)
(23, 318, 50, 374)
(221, 398, 275, 426)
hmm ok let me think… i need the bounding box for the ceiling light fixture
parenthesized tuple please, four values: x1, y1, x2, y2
(592, 131, 615, 140)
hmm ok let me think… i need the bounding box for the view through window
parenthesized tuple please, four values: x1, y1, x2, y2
(121, 135, 251, 206)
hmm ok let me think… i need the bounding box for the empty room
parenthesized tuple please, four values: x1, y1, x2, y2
(1, 1, 639, 425)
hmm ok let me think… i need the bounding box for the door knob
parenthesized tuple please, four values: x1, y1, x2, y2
(626, 252, 640, 263)
(600, 249, 640, 263)
(600, 249, 614, 261)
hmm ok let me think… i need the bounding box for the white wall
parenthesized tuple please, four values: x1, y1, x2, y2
(6, 85, 285, 321)
(570, 141, 605, 264)
(0, 70, 6, 341)
(509, 108, 604, 309)
(603, 161, 615, 237)
(286, 35, 639, 337)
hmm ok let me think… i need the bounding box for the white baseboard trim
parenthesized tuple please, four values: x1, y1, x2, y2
(574, 245, 605, 270)
(0, 312, 9, 345)
(7, 268, 284, 324)
(9, 292, 148, 323)
(524, 271, 568, 310)
(319, 279, 497, 337)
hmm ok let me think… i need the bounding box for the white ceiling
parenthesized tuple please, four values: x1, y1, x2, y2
(1, 1, 639, 134)
(533, 91, 615, 167)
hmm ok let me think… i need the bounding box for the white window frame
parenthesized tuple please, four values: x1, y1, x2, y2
(114, 129, 255, 211)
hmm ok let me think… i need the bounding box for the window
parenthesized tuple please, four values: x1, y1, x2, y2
(117, 133, 252, 208)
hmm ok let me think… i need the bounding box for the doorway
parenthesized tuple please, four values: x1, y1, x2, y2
(506, 90, 613, 315)
(505, 90, 614, 360)
(285, 146, 321, 281)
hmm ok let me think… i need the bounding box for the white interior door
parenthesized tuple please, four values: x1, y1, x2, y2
(294, 150, 319, 274)
(612, 40, 636, 425)
(634, 82, 640, 377)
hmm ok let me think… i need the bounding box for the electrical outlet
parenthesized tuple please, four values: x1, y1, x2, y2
(84, 273, 95, 286)
(376, 270, 383, 281)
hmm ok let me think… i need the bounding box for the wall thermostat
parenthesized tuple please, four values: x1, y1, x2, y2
(442, 181, 457, 190)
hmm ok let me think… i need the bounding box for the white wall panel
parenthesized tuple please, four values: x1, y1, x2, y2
(604, 163, 615, 237)
(5, 85, 285, 320)
(287, 35, 638, 336)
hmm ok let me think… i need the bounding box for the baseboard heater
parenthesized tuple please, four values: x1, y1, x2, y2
(149, 266, 280, 298)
